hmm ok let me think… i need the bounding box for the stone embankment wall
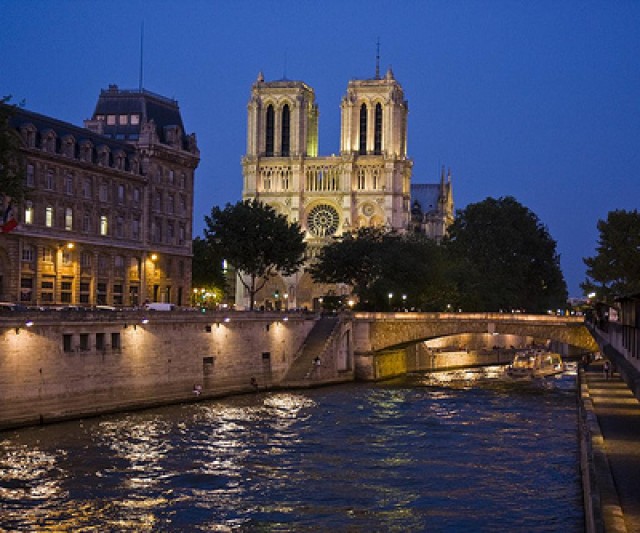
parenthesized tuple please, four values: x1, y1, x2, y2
(0, 311, 316, 430)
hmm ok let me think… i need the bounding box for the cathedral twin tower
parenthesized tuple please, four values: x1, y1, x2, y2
(240, 68, 452, 310)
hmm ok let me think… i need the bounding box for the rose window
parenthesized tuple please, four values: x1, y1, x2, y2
(307, 204, 339, 237)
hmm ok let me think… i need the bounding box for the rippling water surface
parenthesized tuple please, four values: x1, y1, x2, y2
(0, 367, 583, 531)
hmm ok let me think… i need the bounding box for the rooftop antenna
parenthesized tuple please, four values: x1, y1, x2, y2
(138, 21, 144, 91)
(375, 37, 381, 79)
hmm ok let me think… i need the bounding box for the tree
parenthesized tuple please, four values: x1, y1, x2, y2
(191, 236, 227, 305)
(0, 97, 26, 203)
(204, 199, 306, 310)
(308, 227, 387, 308)
(309, 227, 451, 311)
(581, 209, 640, 301)
(443, 196, 567, 313)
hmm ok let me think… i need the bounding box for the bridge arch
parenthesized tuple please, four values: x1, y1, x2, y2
(352, 312, 598, 354)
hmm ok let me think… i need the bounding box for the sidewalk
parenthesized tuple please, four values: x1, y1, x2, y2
(581, 362, 640, 533)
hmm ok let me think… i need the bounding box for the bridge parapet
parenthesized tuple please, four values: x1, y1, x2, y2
(352, 312, 596, 353)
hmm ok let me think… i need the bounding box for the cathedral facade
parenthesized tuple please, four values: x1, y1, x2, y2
(239, 69, 453, 310)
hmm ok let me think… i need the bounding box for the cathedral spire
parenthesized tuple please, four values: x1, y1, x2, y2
(375, 38, 381, 79)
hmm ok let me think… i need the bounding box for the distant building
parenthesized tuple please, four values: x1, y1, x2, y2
(410, 167, 454, 242)
(0, 85, 199, 307)
(239, 68, 454, 310)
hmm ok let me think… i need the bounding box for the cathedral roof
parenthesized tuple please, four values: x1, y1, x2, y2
(411, 184, 442, 214)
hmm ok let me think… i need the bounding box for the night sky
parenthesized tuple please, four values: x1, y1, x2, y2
(2, 1, 639, 297)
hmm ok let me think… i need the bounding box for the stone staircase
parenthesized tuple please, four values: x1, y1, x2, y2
(281, 315, 340, 386)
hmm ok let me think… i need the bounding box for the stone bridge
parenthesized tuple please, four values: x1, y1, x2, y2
(352, 312, 598, 354)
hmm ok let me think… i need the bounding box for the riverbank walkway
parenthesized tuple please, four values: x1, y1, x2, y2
(581, 361, 640, 533)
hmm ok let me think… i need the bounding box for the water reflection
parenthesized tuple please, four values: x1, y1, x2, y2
(0, 369, 583, 531)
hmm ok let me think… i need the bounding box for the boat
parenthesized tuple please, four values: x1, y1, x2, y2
(506, 349, 565, 379)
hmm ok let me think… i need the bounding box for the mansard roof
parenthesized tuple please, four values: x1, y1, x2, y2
(5, 103, 137, 157)
(90, 84, 187, 143)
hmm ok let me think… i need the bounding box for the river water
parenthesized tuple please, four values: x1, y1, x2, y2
(0, 367, 583, 532)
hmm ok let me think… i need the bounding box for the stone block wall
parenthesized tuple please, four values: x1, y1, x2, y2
(0, 312, 316, 429)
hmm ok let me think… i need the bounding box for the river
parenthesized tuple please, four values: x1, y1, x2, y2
(0, 366, 583, 531)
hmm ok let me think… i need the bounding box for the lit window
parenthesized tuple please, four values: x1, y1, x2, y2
(65, 208, 73, 231)
(119, 115, 128, 125)
(43, 248, 53, 262)
(100, 215, 108, 236)
(107, 115, 116, 125)
(130, 114, 140, 125)
(45, 207, 53, 227)
(24, 206, 34, 224)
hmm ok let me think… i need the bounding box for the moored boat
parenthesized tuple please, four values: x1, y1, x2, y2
(506, 349, 564, 379)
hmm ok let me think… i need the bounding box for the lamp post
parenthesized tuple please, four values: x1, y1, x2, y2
(388, 292, 393, 311)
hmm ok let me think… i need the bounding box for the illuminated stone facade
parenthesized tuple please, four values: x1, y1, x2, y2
(240, 70, 452, 310)
(0, 86, 199, 307)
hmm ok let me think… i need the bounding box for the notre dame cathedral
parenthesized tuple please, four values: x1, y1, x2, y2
(238, 67, 453, 310)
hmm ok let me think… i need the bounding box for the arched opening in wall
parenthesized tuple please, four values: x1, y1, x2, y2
(359, 103, 367, 155)
(281, 104, 290, 156)
(265, 105, 275, 156)
(374, 103, 382, 155)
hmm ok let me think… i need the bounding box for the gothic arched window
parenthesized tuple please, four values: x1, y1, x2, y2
(281, 104, 290, 157)
(374, 103, 383, 155)
(265, 105, 275, 156)
(359, 103, 367, 155)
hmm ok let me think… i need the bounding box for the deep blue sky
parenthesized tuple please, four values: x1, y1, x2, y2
(2, 1, 639, 298)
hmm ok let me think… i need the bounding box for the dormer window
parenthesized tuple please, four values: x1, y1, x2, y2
(130, 114, 140, 125)
(97, 146, 110, 166)
(114, 150, 126, 170)
(21, 124, 37, 148)
(119, 115, 128, 125)
(62, 135, 76, 158)
(42, 130, 57, 153)
(80, 141, 93, 163)
(106, 115, 116, 125)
